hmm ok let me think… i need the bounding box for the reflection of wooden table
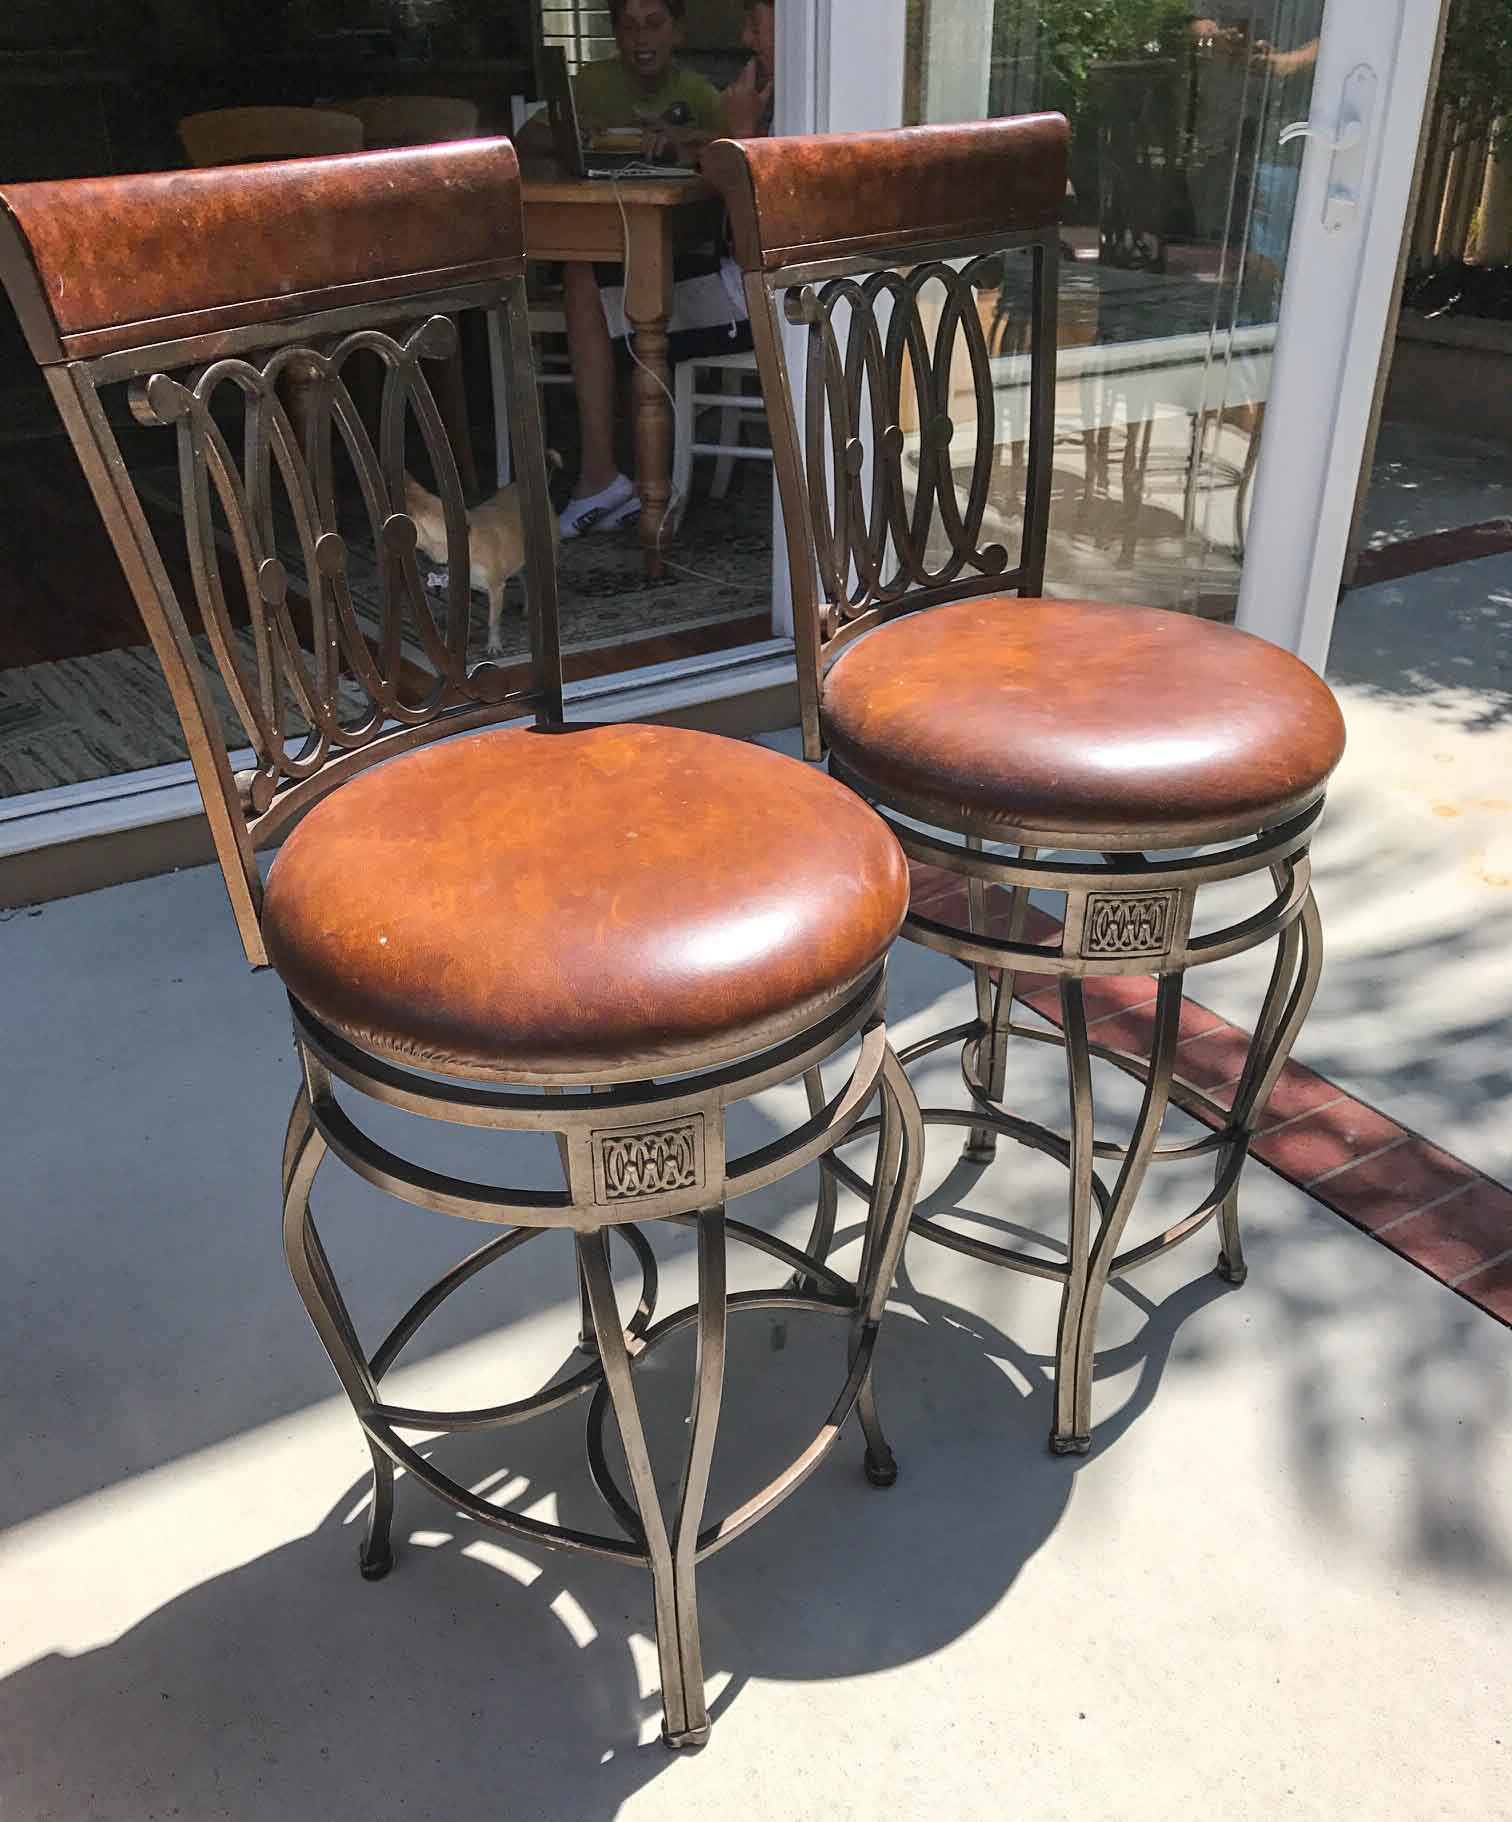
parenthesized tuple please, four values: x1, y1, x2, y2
(522, 170, 723, 576)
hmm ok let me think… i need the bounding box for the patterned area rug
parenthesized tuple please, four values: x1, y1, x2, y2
(0, 474, 773, 797)
(128, 469, 772, 665)
(0, 632, 370, 797)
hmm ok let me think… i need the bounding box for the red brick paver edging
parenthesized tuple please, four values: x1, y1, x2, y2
(1351, 517, 1512, 588)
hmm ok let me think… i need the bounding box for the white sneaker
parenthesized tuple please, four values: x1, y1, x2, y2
(560, 473, 641, 539)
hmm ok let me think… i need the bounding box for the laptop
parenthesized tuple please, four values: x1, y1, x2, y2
(540, 45, 701, 182)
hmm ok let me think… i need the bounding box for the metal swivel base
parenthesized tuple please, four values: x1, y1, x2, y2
(280, 974, 923, 1752)
(822, 854, 1324, 1452)
(820, 763, 1328, 1453)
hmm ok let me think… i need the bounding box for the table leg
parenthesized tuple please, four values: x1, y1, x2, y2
(622, 205, 675, 579)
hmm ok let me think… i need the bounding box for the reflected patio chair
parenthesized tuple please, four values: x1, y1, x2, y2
(178, 103, 478, 493)
(0, 139, 921, 1748)
(339, 94, 481, 147)
(178, 105, 363, 165)
(338, 95, 487, 494)
(707, 117, 1345, 1452)
(1087, 59, 1189, 275)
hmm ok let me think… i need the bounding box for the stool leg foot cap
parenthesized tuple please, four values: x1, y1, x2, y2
(1216, 1253, 1248, 1286)
(360, 1548, 395, 1582)
(961, 1138, 998, 1165)
(1049, 1431, 1091, 1457)
(864, 1447, 899, 1488)
(662, 1723, 711, 1752)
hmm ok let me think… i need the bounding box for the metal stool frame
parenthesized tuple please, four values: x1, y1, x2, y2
(0, 142, 924, 1748)
(707, 118, 1330, 1451)
(284, 967, 920, 1749)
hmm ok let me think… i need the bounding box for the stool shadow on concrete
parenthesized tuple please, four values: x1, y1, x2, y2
(0, 1295, 1069, 1818)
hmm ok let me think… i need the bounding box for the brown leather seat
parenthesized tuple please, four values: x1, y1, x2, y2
(822, 598, 1347, 848)
(262, 721, 909, 1082)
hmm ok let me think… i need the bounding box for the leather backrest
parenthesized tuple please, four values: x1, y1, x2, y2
(0, 138, 525, 362)
(704, 115, 1068, 273)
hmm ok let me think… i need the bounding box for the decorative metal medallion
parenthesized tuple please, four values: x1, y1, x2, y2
(593, 1116, 706, 1204)
(1082, 890, 1179, 960)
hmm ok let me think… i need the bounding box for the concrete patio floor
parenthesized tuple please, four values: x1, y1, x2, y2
(2, 855, 1510, 1820)
(1161, 430, 1512, 1189)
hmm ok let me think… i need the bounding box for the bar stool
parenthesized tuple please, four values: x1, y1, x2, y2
(0, 139, 922, 1747)
(707, 117, 1346, 1452)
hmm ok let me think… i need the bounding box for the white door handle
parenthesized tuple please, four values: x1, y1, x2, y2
(1278, 119, 1363, 153)
(1279, 62, 1378, 232)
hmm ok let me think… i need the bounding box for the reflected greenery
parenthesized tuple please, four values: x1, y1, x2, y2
(1440, 0, 1512, 151)
(1000, 0, 1194, 115)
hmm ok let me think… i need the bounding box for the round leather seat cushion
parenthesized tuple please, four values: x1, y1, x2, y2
(822, 598, 1347, 846)
(262, 721, 909, 1081)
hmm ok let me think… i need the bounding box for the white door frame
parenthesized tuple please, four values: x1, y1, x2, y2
(767, 0, 908, 638)
(1237, 0, 1446, 670)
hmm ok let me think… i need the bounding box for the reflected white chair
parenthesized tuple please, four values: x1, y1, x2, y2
(671, 348, 771, 526)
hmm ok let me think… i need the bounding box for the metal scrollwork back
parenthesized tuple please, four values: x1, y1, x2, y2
(129, 313, 495, 817)
(783, 250, 1028, 645)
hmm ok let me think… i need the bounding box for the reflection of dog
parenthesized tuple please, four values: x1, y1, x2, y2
(404, 463, 560, 655)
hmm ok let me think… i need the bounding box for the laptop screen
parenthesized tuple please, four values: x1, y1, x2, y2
(540, 44, 586, 179)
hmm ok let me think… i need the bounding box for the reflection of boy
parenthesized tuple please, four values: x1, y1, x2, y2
(554, 0, 776, 539)
(725, 0, 776, 140)
(1189, 10, 1320, 281)
(543, 0, 725, 537)
(573, 1, 723, 161)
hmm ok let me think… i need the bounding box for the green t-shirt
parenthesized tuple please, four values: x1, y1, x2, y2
(572, 56, 723, 136)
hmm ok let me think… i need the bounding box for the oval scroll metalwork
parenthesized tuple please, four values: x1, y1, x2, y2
(593, 1117, 705, 1205)
(151, 314, 489, 814)
(794, 251, 1015, 629)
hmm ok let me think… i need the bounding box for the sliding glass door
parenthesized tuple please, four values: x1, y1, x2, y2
(890, 0, 1442, 655)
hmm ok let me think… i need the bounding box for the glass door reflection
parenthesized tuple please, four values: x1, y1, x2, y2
(909, 0, 1327, 620)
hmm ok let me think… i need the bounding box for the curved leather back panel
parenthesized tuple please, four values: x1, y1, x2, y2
(704, 115, 1068, 272)
(0, 138, 523, 361)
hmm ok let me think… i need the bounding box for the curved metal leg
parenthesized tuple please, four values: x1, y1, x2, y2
(671, 1210, 726, 1739)
(358, 1437, 397, 1580)
(963, 844, 1037, 1162)
(1213, 873, 1324, 1287)
(576, 1254, 600, 1356)
(546, 1086, 602, 1356)
(1215, 1188, 1247, 1286)
(855, 1055, 904, 1484)
(281, 1080, 313, 1199)
(792, 1065, 839, 1294)
(303, 1213, 398, 1579)
(855, 1044, 925, 1487)
(282, 1070, 396, 1578)
(962, 857, 1000, 1164)
(1055, 973, 1184, 1452)
(578, 1211, 727, 1751)
(1050, 978, 1098, 1454)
